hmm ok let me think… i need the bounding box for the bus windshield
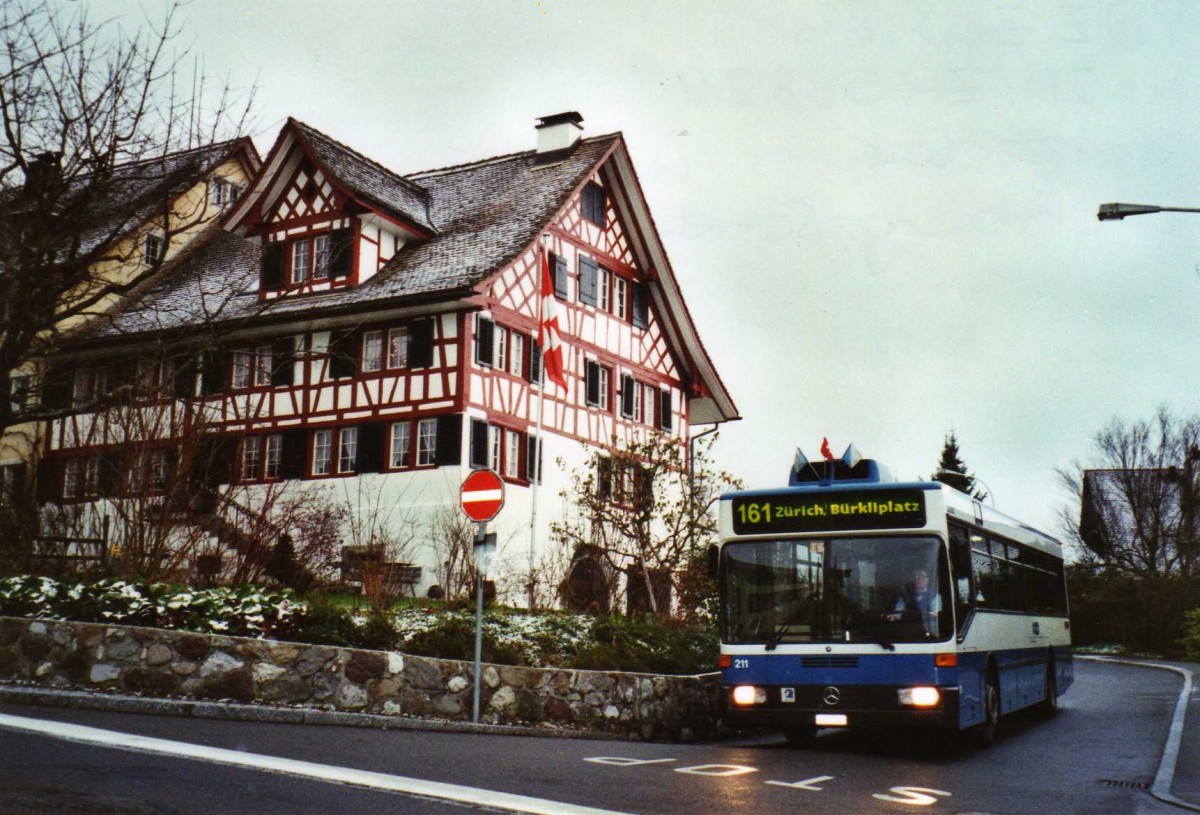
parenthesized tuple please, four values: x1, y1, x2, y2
(720, 536, 951, 645)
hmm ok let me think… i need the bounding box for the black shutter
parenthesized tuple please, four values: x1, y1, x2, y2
(262, 241, 284, 290)
(172, 355, 196, 399)
(596, 457, 612, 500)
(271, 338, 295, 387)
(620, 374, 635, 419)
(41, 366, 70, 410)
(356, 422, 385, 474)
(631, 283, 649, 329)
(199, 349, 229, 395)
(329, 227, 353, 280)
(98, 451, 124, 497)
(585, 360, 600, 406)
(553, 254, 569, 299)
(583, 182, 607, 226)
(528, 340, 542, 385)
(578, 257, 598, 306)
(435, 414, 462, 466)
(36, 458, 61, 503)
(280, 428, 307, 480)
(659, 389, 673, 431)
(195, 436, 235, 488)
(328, 331, 356, 379)
(409, 319, 434, 369)
(526, 435, 542, 484)
(474, 316, 494, 367)
(469, 419, 489, 469)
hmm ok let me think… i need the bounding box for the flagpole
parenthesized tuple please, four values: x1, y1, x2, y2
(528, 235, 549, 610)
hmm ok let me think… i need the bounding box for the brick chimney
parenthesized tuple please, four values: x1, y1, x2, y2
(535, 112, 583, 160)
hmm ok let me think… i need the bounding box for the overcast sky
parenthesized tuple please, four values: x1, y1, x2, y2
(92, 0, 1200, 538)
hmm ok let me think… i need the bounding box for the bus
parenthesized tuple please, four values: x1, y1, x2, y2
(712, 455, 1071, 746)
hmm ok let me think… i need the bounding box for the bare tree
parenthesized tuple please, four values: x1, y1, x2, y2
(1058, 406, 1200, 578)
(427, 503, 477, 602)
(551, 431, 740, 617)
(0, 0, 255, 440)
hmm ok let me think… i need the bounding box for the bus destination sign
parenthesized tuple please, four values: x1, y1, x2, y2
(731, 489, 927, 535)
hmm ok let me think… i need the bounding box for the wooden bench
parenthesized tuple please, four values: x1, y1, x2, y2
(336, 547, 422, 596)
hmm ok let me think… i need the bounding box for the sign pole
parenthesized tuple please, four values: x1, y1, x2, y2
(472, 520, 485, 724)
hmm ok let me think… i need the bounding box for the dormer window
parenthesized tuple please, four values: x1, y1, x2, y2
(262, 228, 352, 293)
(143, 233, 164, 267)
(210, 177, 242, 209)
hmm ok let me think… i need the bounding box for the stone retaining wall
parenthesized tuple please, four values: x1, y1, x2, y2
(0, 616, 721, 740)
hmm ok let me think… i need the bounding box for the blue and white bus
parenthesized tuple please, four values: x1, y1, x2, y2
(713, 455, 1071, 746)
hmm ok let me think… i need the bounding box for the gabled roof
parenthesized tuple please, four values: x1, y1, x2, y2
(76, 123, 739, 424)
(226, 118, 434, 237)
(2, 138, 259, 259)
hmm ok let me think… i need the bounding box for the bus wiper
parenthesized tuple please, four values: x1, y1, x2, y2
(765, 594, 816, 652)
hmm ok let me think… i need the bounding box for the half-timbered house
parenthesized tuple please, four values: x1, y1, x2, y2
(29, 113, 738, 603)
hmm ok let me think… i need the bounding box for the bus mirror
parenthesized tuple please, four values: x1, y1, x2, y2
(706, 545, 720, 579)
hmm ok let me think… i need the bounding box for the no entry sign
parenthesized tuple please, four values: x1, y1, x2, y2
(460, 469, 505, 523)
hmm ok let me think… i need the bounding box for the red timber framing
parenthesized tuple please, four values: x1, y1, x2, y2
(466, 159, 687, 459)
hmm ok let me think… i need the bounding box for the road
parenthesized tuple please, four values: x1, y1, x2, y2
(0, 659, 1192, 814)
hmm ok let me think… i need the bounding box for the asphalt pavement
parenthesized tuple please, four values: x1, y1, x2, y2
(0, 653, 1197, 813)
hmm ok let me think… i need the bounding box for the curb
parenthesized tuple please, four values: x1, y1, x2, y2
(0, 682, 631, 742)
(1076, 656, 1199, 812)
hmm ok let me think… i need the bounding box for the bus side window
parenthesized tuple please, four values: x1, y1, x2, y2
(949, 523, 973, 608)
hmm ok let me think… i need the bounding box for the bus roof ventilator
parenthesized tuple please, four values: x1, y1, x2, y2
(789, 443, 895, 487)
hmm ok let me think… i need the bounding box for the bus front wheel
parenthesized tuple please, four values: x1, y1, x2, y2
(973, 672, 1001, 747)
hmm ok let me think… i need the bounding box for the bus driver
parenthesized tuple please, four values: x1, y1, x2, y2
(887, 568, 941, 632)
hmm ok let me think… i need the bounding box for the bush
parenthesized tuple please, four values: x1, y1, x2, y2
(1067, 569, 1200, 656)
(1181, 609, 1200, 661)
(570, 614, 717, 674)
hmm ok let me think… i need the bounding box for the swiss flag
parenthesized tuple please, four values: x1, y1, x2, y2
(539, 246, 568, 390)
(820, 437, 834, 461)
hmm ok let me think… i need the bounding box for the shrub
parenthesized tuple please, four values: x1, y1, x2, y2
(570, 614, 717, 674)
(1181, 609, 1200, 661)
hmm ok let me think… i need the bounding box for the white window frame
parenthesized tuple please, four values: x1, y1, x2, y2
(241, 436, 262, 481)
(313, 234, 331, 280)
(361, 330, 383, 373)
(291, 239, 311, 284)
(254, 345, 273, 387)
(63, 459, 79, 500)
(510, 334, 524, 378)
(505, 429, 520, 479)
(313, 429, 332, 475)
(83, 457, 99, 497)
(232, 351, 253, 390)
(598, 365, 610, 411)
(143, 233, 164, 267)
(598, 267, 611, 312)
(496, 327, 508, 372)
(489, 425, 501, 473)
(615, 277, 628, 320)
(390, 422, 411, 469)
(338, 426, 359, 474)
(387, 327, 410, 369)
(417, 418, 438, 466)
(264, 434, 282, 479)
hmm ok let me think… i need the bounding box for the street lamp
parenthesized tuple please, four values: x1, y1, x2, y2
(1097, 202, 1200, 221)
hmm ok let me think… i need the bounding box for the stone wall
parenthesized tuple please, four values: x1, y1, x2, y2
(0, 616, 721, 740)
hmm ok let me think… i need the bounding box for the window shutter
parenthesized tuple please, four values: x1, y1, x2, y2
(578, 257, 598, 306)
(280, 428, 307, 480)
(435, 414, 462, 466)
(172, 355, 196, 399)
(585, 360, 600, 406)
(261, 241, 284, 289)
(328, 330, 356, 379)
(408, 319, 434, 369)
(357, 422, 385, 474)
(553, 254, 569, 299)
(474, 316, 495, 367)
(526, 435, 543, 484)
(271, 338, 295, 387)
(329, 227, 353, 280)
(528, 339, 542, 385)
(638, 466, 655, 511)
(199, 349, 228, 395)
(596, 457, 612, 500)
(631, 282, 649, 329)
(620, 374, 636, 419)
(658, 389, 673, 431)
(99, 451, 125, 497)
(40, 366, 70, 410)
(583, 182, 607, 227)
(36, 458, 61, 503)
(469, 419, 489, 469)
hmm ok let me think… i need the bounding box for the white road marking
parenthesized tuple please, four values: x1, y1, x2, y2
(872, 786, 951, 806)
(673, 764, 758, 777)
(766, 775, 834, 791)
(0, 712, 634, 815)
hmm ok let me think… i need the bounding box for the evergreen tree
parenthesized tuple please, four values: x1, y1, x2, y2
(932, 432, 987, 501)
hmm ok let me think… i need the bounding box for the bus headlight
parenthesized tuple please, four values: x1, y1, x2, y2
(732, 685, 767, 706)
(898, 687, 941, 707)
